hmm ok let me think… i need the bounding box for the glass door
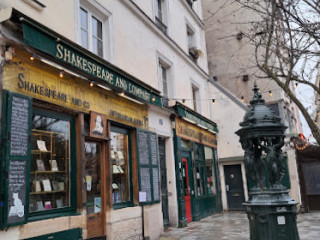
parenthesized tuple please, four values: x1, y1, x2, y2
(85, 141, 104, 238)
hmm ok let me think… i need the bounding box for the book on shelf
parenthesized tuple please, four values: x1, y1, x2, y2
(111, 150, 116, 161)
(37, 140, 48, 152)
(36, 159, 46, 171)
(49, 159, 59, 171)
(37, 201, 45, 211)
(44, 201, 52, 210)
(35, 180, 41, 192)
(42, 179, 52, 192)
(117, 151, 125, 165)
(113, 165, 120, 174)
(58, 182, 65, 191)
(52, 181, 59, 191)
(56, 199, 63, 208)
(94, 197, 101, 213)
(29, 201, 36, 212)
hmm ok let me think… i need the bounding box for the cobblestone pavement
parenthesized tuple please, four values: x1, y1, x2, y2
(160, 211, 320, 240)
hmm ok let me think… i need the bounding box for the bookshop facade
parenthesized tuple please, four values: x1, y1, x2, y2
(172, 104, 222, 227)
(0, 16, 162, 240)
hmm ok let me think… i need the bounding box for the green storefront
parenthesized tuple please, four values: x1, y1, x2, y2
(172, 103, 222, 227)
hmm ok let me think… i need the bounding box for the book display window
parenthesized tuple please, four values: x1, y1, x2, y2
(29, 114, 71, 213)
(110, 127, 131, 205)
(205, 147, 216, 195)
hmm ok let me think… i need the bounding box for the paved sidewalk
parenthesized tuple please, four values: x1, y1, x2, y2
(160, 212, 320, 240)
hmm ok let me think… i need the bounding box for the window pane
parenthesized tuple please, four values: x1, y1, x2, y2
(92, 17, 103, 57)
(81, 29, 88, 49)
(29, 115, 71, 213)
(85, 142, 102, 214)
(80, 8, 88, 30)
(93, 38, 103, 57)
(92, 17, 102, 39)
(111, 129, 130, 204)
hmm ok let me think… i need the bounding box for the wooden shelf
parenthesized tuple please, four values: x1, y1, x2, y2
(31, 150, 51, 154)
(31, 171, 67, 174)
(30, 190, 66, 195)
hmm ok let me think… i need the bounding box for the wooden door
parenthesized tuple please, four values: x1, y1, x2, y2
(85, 141, 105, 239)
(224, 164, 245, 211)
(182, 158, 192, 223)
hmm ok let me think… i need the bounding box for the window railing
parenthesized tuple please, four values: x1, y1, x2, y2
(155, 17, 167, 34)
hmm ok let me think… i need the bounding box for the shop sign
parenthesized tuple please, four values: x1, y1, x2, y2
(176, 105, 218, 133)
(21, 21, 162, 107)
(3, 59, 149, 129)
(176, 118, 217, 148)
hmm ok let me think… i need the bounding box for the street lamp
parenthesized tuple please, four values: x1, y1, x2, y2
(236, 82, 300, 240)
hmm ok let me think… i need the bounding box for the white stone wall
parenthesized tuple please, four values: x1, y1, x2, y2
(148, 107, 178, 228)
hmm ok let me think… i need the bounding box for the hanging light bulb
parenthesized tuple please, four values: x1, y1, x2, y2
(89, 81, 94, 87)
(268, 91, 272, 96)
(241, 96, 244, 102)
(295, 82, 299, 88)
(59, 71, 64, 78)
(152, 96, 156, 102)
(182, 99, 185, 103)
(212, 99, 216, 104)
(30, 55, 35, 61)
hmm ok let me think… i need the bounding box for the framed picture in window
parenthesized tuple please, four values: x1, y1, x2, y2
(90, 111, 107, 139)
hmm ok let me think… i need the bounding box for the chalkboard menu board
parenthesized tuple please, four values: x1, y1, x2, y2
(150, 134, 158, 165)
(7, 160, 27, 224)
(137, 130, 160, 204)
(10, 96, 29, 156)
(152, 168, 160, 201)
(140, 168, 152, 202)
(138, 131, 149, 165)
(1, 92, 32, 228)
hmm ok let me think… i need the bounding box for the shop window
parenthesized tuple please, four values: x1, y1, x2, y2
(110, 126, 132, 206)
(205, 147, 216, 195)
(194, 144, 207, 197)
(29, 112, 74, 214)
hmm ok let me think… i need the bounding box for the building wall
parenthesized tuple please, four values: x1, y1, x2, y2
(202, 0, 302, 134)
(208, 80, 249, 210)
(148, 107, 179, 227)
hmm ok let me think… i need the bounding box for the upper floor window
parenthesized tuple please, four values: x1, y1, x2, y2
(80, 7, 103, 57)
(159, 62, 169, 98)
(192, 84, 201, 113)
(187, 24, 200, 62)
(158, 54, 173, 106)
(155, 0, 167, 34)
